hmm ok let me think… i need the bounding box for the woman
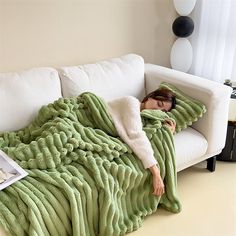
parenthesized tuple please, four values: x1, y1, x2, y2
(108, 88, 176, 197)
(141, 88, 176, 196)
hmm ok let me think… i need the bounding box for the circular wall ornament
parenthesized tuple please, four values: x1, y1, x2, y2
(172, 16, 194, 38)
(170, 38, 193, 72)
(173, 0, 197, 16)
(170, 0, 196, 72)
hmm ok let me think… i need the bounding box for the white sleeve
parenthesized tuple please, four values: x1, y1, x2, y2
(108, 96, 157, 169)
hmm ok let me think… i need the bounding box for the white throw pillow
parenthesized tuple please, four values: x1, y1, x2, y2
(59, 54, 145, 101)
(0, 68, 62, 132)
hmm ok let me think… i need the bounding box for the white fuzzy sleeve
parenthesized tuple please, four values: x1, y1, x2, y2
(108, 96, 157, 169)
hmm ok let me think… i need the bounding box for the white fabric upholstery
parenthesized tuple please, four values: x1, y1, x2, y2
(59, 54, 145, 101)
(145, 64, 232, 156)
(0, 68, 62, 132)
(174, 127, 208, 171)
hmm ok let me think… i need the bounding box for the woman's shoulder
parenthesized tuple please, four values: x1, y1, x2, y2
(122, 95, 140, 103)
(109, 96, 140, 105)
(108, 96, 141, 113)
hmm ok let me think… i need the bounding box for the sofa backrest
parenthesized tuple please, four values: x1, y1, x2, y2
(0, 68, 62, 132)
(0, 54, 145, 132)
(59, 54, 145, 101)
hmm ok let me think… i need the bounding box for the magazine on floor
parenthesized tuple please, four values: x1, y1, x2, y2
(0, 150, 28, 191)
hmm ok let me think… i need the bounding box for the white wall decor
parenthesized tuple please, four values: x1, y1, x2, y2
(171, 0, 196, 72)
(173, 0, 197, 16)
(170, 38, 193, 72)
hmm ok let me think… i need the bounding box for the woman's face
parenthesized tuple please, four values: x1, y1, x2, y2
(143, 98, 172, 112)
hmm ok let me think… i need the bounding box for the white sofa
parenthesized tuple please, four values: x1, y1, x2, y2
(0, 54, 232, 172)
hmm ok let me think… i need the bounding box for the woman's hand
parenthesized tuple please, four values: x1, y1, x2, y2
(164, 118, 176, 133)
(149, 165, 165, 196)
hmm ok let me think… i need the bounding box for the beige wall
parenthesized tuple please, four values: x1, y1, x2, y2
(0, 0, 176, 72)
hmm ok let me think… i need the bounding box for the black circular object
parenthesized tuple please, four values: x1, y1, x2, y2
(172, 16, 194, 37)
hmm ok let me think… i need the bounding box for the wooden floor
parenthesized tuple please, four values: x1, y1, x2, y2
(129, 161, 236, 236)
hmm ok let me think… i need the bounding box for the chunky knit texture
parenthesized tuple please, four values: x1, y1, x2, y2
(0, 92, 181, 236)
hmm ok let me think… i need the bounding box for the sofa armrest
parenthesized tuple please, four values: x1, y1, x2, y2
(145, 63, 232, 155)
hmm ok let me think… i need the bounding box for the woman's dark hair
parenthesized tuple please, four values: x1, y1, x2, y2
(142, 88, 176, 110)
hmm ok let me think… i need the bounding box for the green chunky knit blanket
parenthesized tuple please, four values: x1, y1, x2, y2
(0, 92, 181, 236)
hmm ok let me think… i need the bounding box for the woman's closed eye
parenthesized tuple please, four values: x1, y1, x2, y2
(157, 101, 163, 107)
(157, 100, 172, 112)
(157, 101, 167, 111)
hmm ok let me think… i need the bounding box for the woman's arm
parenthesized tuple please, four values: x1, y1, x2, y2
(108, 96, 158, 169)
(108, 96, 164, 196)
(149, 165, 165, 196)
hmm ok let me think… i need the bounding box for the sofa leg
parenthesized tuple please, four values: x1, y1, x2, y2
(207, 156, 216, 172)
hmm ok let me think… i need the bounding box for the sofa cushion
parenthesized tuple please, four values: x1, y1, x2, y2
(59, 54, 145, 101)
(0, 68, 62, 132)
(174, 127, 208, 171)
